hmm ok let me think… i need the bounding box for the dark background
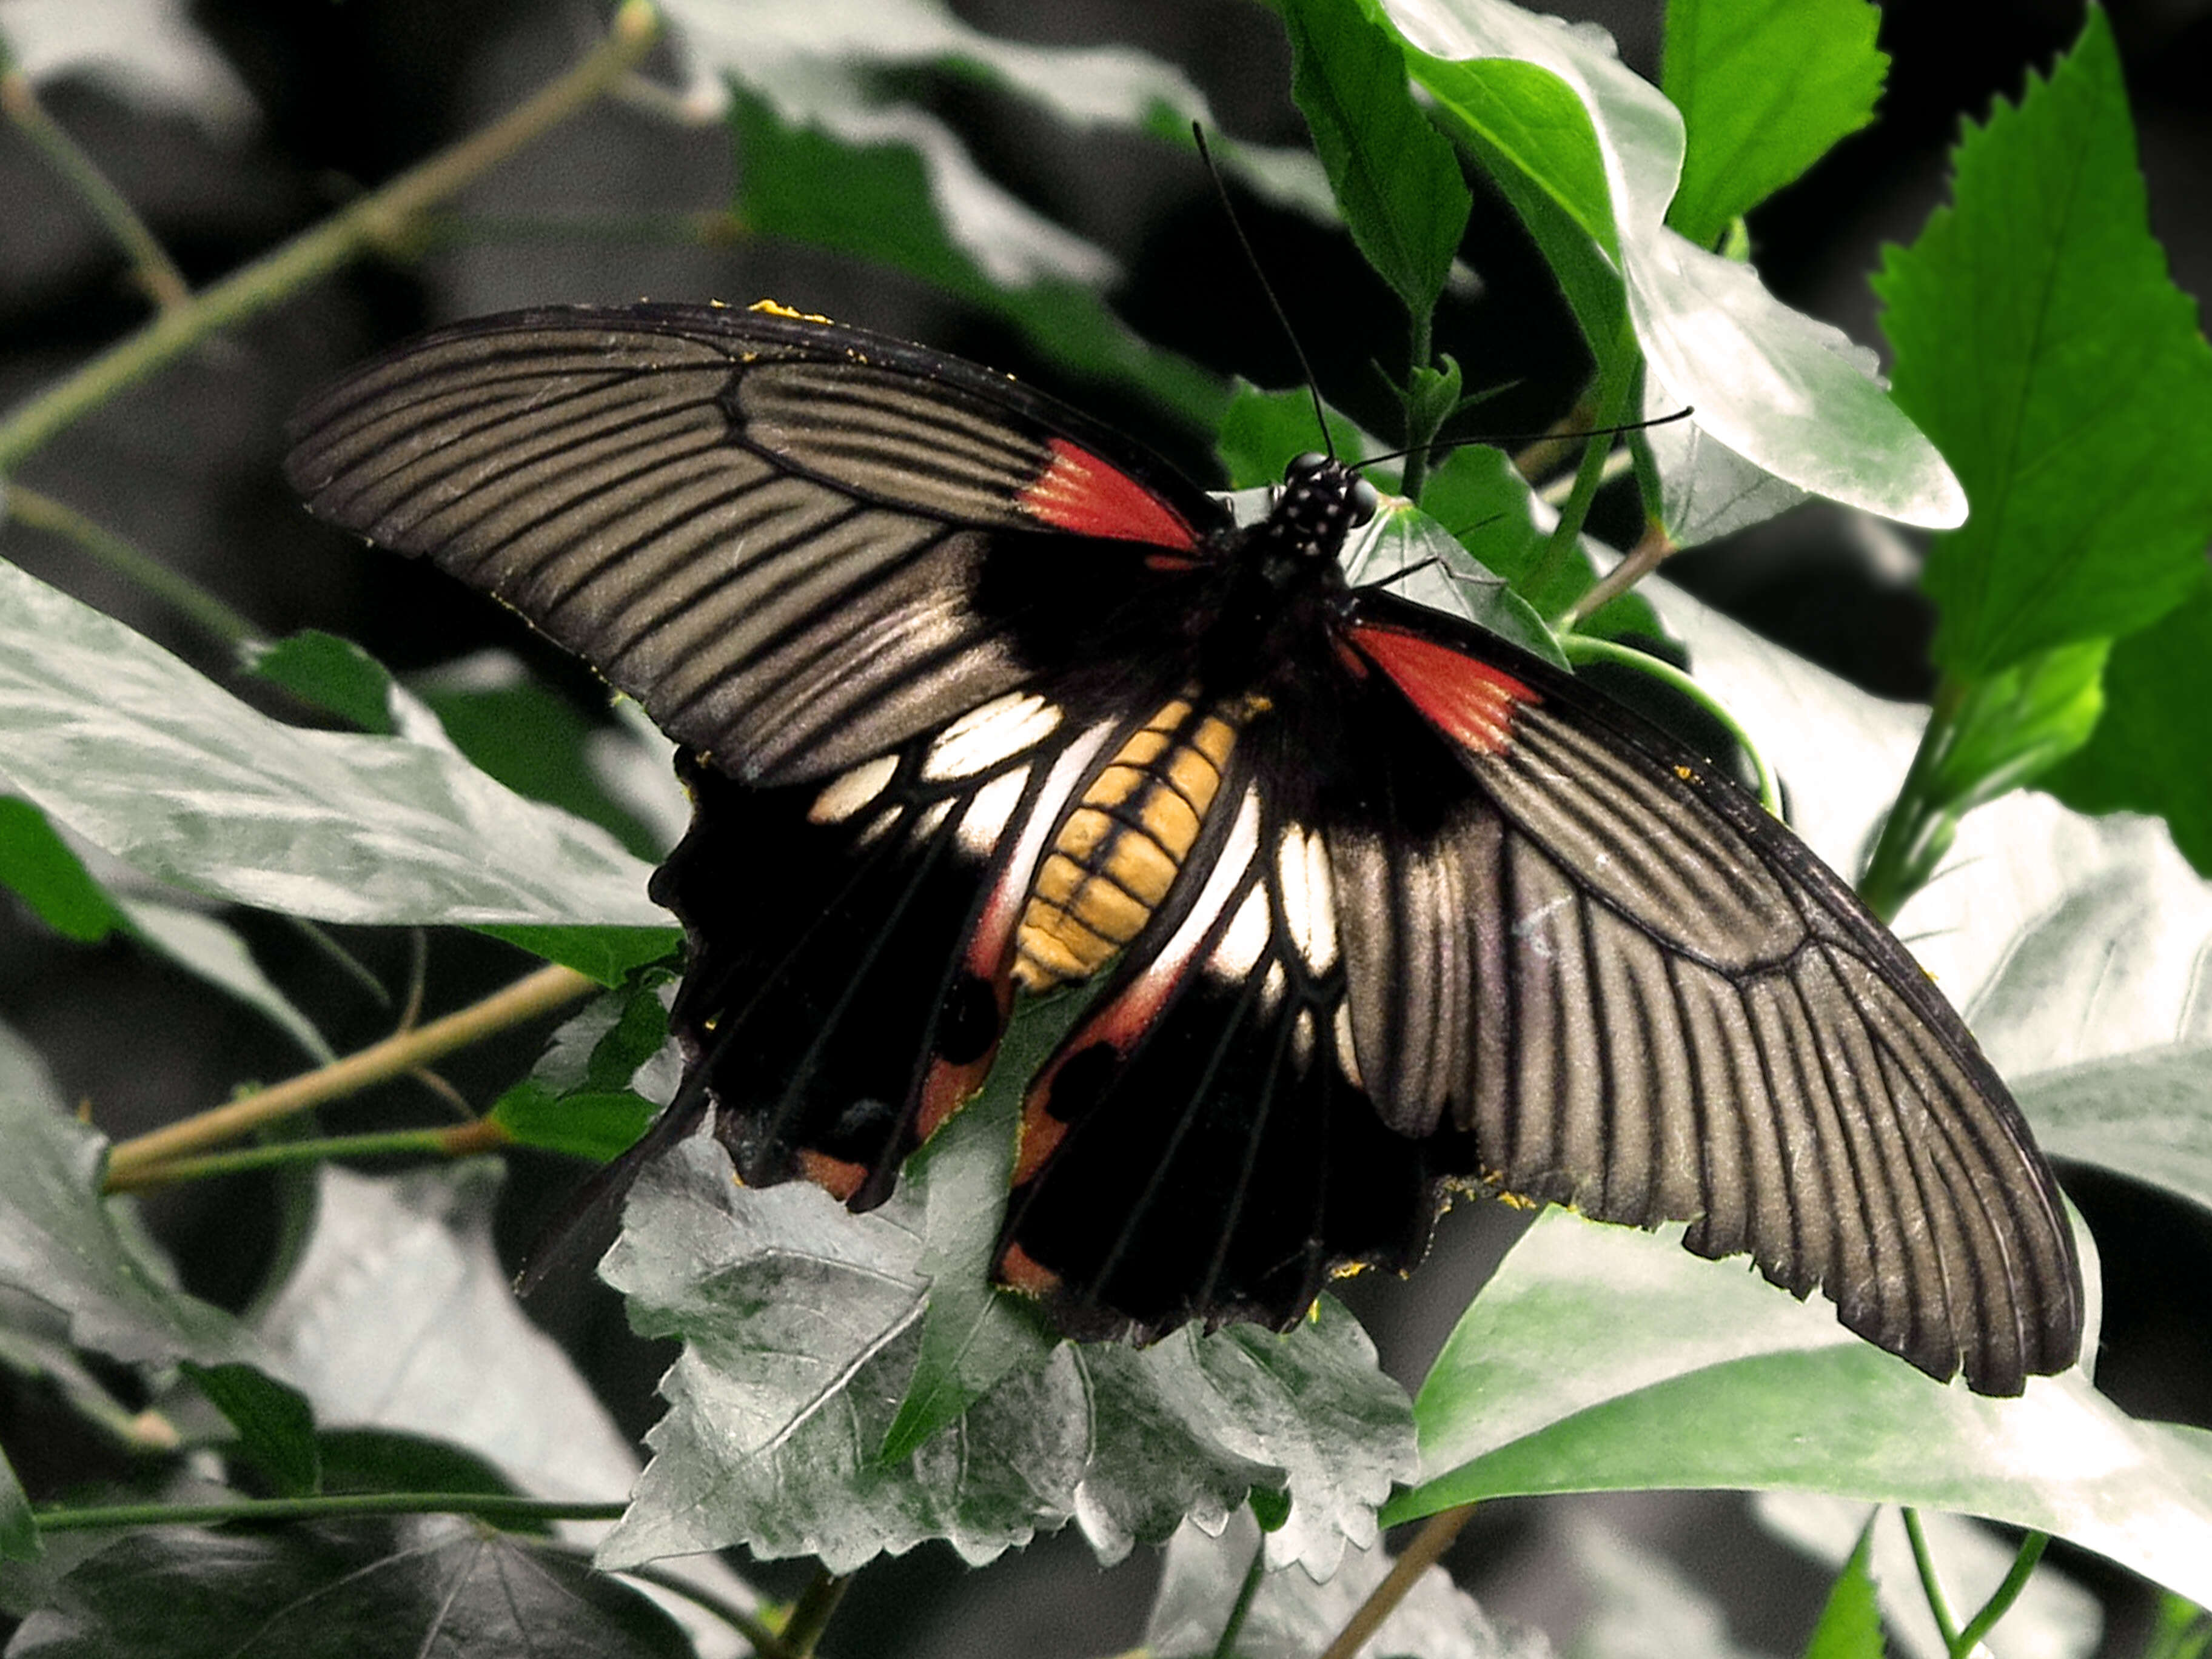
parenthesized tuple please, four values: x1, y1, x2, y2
(1, 1, 2208, 1653)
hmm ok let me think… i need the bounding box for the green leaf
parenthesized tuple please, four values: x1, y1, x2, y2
(255, 1167, 653, 1514)
(1414, 442, 1661, 641)
(1663, 0, 1886, 250)
(1214, 383, 1370, 491)
(2015, 1044, 2212, 1221)
(179, 1361, 320, 1498)
(0, 797, 124, 943)
(598, 1137, 1415, 1579)
(877, 992, 1086, 1464)
(0, 1444, 36, 1565)
(1800, 1518, 1885, 1659)
(240, 631, 395, 736)
(119, 900, 335, 1063)
(0, 1023, 253, 1369)
(1147, 1508, 1515, 1658)
(313, 1428, 526, 1503)
(729, 85, 1228, 434)
(490, 980, 672, 1161)
(0, 560, 663, 929)
(2042, 575, 2212, 878)
(1379, 0, 1965, 531)
(1278, 0, 1471, 321)
(1389, 1209, 2212, 1609)
(415, 655, 669, 862)
(475, 925, 682, 988)
(1931, 642, 2109, 814)
(1875, 8, 2212, 677)
(8, 1518, 692, 1659)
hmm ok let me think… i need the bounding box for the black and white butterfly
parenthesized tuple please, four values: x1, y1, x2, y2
(286, 300, 2082, 1395)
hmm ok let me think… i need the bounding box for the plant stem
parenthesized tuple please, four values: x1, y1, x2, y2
(612, 1560, 799, 1659)
(103, 1119, 515, 1193)
(0, 58, 191, 312)
(780, 1567, 851, 1657)
(1316, 1504, 1476, 1659)
(1855, 679, 1968, 922)
(1399, 310, 1438, 506)
(1555, 515, 1672, 632)
(1902, 1507, 1960, 1649)
(4, 484, 261, 646)
(1526, 317, 1640, 602)
(1950, 1531, 2049, 1659)
(0, 0, 660, 474)
(35, 1490, 627, 1532)
(1210, 1536, 1269, 1658)
(103, 964, 595, 1185)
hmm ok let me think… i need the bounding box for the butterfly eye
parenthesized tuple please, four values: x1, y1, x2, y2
(1346, 475, 1379, 526)
(1285, 451, 1328, 480)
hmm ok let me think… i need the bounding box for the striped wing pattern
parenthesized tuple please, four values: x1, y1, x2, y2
(1332, 596, 2080, 1392)
(284, 306, 1219, 786)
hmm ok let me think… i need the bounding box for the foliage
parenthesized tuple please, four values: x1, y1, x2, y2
(0, 1, 2207, 1655)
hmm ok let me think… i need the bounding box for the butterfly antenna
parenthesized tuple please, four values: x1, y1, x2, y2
(1354, 406, 1695, 477)
(1192, 123, 1333, 458)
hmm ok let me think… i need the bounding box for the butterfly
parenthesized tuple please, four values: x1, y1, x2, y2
(285, 299, 2082, 1396)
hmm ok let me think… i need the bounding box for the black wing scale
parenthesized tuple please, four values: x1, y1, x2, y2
(287, 302, 2082, 1396)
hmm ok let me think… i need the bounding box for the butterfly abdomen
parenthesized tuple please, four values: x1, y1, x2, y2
(1012, 696, 1247, 990)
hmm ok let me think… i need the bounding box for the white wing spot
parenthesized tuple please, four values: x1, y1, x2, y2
(922, 692, 1062, 780)
(808, 752, 899, 823)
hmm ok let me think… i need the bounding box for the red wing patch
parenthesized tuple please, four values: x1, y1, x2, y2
(1018, 438, 1201, 551)
(1350, 624, 1540, 756)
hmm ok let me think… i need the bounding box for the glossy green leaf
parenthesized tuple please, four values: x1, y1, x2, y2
(1393, 1209, 2212, 1607)
(0, 1024, 253, 1369)
(7, 1518, 692, 1659)
(1278, 0, 1471, 321)
(1381, 0, 1965, 531)
(730, 86, 1228, 433)
(474, 925, 681, 988)
(1876, 8, 2212, 677)
(0, 560, 662, 929)
(2043, 576, 2212, 879)
(2016, 1045, 2212, 1220)
(1800, 1518, 1885, 1659)
(1214, 382, 1371, 490)
(1663, 0, 1886, 250)
(0, 798, 124, 943)
(1415, 442, 1661, 641)
(180, 1361, 320, 1498)
(599, 1136, 1414, 1579)
(241, 631, 395, 736)
(415, 655, 668, 862)
(1340, 487, 1569, 668)
(1931, 641, 2109, 814)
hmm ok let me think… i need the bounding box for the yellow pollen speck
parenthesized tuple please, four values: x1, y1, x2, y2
(748, 298, 834, 323)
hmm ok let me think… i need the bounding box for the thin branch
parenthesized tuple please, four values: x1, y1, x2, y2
(0, 58, 191, 311)
(1902, 1507, 1960, 1649)
(1556, 516, 1673, 632)
(1316, 1504, 1477, 1659)
(103, 1119, 515, 1193)
(36, 1491, 627, 1532)
(1951, 1531, 2049, 1659)
(780, 1567, 851, 1657)
(0, 0, 660, 473)
(103, 964, 595, 1185)
(1209, 1534, 1269, 1658)
(4, 484, 260, 646)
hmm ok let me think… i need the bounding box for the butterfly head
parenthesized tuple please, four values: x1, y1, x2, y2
(1263, 452, 1379, 568)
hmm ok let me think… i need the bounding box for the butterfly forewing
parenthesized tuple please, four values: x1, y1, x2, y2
(287, 303, 2082, 1398)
